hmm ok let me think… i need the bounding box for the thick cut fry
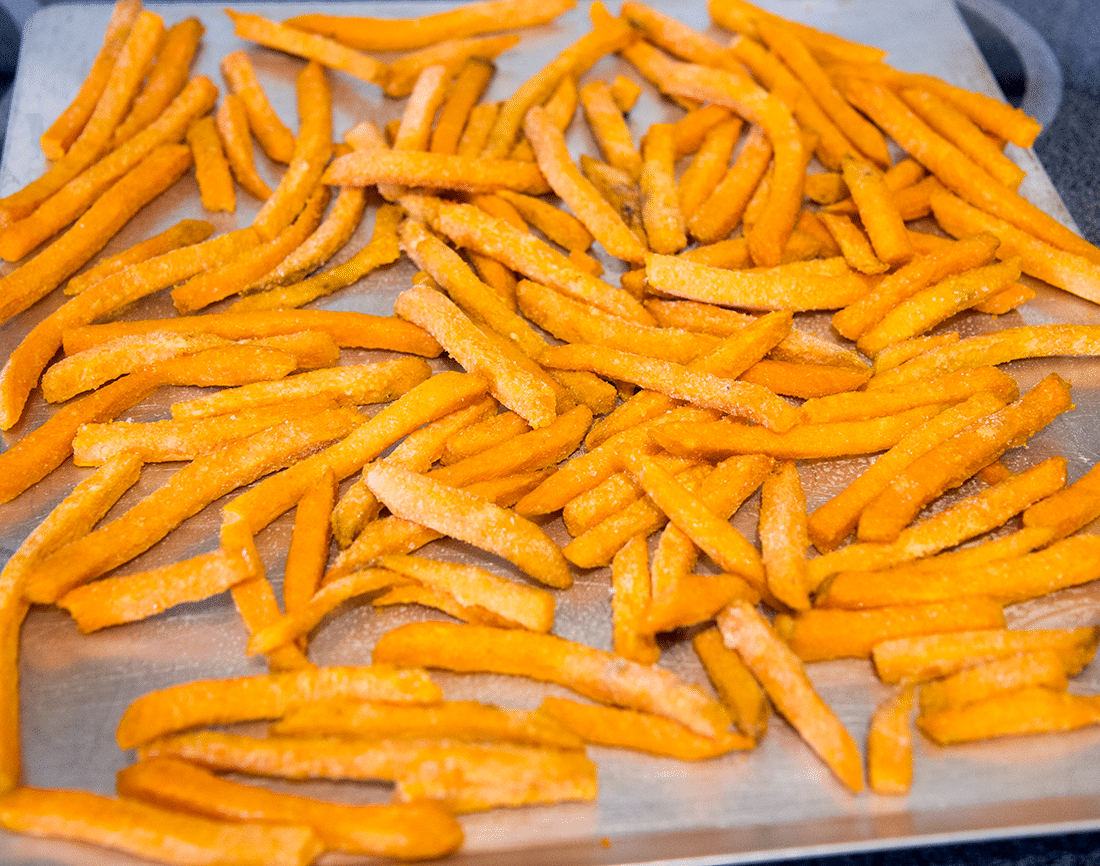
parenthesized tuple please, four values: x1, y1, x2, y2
(679, 116, 743, 218)
(869, 325, 1100, 389)
(282, 468, 336, 620)
(187, 115, 236, 213)
(539, 697, 752, 759)
(171, 358, 429, 420)
(227, 10, 388, 86)
(0, 788, 322, 866)
(818, 213, 888, 275)
(1023, 462, 1100, 538)
(650, 404, 942, 462)
(540, 343, 800, 431)
(609, 74, 642, 112)
(918, 650, 1069, 715)
(843, 155, 913, 265)
(580, 79, 642, 180)
(373, 621, 731, 738)
(385, 35, 518, 100)
(580, 155, 647, 244)
(221, 50, 295, 163)
(117, 757, 463, 860)
(872, 627, 1100, 684)
(57, 548, 252, 633)
(718, 601, 863, 792)
(918, 687, 1100, 745)
(806, 393, 1009, 552)
(21, 407, 363, 604)
(611, 534, 659, 664)
(867, 686, 914, 795)
(39, 0, 143, 159)
(430, 64, 494, 155)
(457, 101, 500, 157)
(639, 123, 687, 254)
(496, 190, 593, 252)
(623, 451, 765, 588)
(693, 627, 769, 742)
(775, 600, 1006, 662)
(738, 359, 870, 399)
(646, 253, 865, 311)
(525, 105, 646, 264)
(518, 279, 716, 364)
(755, 18, 889, 166)
(274, 698, 582, 749)
(366, 461, 571, 588)
(857, 374, 1073, 542)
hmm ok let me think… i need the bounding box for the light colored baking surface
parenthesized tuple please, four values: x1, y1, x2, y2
(2, 3, 1100, 864)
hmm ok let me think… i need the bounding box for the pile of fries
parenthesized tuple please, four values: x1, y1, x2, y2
(2, 0, 1100, 861)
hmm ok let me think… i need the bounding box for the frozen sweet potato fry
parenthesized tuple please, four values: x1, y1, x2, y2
(918, 686, 1100, 745)
(0, 787, 322, 866)
(39, 0, 143, 159)
(373, 621, 731, 738)
(285, 0, 575, 52)
(221, 50, 295, 163)
(539, 696, 752, 759)
(117, 757, 464, 860)
(216, 93, 273, 200)
(919, 650, 1069, 716)
(872, 627, 1100, 684)
(21, 406, 364, 604)
(693, 627, 769, 742)
(367, 460, 572, 588)
(579, 79, 642, 180)
(384, 35, 518, 100)
(611, 534, 659, 664)
(718, 601, 863, 792)
(758, 460, 809, 610)
(775, 599, 1006, 662)
(867, 685, 914, 795)
(187, 114, 236, 213)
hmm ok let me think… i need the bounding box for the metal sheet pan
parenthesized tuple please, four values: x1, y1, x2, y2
(2, 2, 1100, 864)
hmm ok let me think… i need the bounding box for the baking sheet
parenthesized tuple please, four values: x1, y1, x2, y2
(2, 1, 1100, 864)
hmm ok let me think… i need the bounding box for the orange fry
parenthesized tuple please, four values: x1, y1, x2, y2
(221, 49, 295, 163)
(187, 114, 236, 213)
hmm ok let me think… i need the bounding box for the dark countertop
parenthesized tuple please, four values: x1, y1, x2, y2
(0, 2, 1096, 865)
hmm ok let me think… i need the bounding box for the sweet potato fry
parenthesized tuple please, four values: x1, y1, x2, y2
(111, 16, 205, 149)
(221, 50, 295, 163)
(775, 599, 1006, 662)
(39, 0, 142, 159)
(227, 10, 388, 87)
(216, 93, 273, 200)
(0, 10, 165, 227)
(678, 116, 743, 219)
(540, 696, 752, 759)
(21, 406, 364, 604)
(650, 404, 942, 462)
(918, 650, 1069, 715)
(867, 685, 914, 795)
(872, 627, 1100, 684)
(367, 460, 571, 588)
(758, 460, 809, 610)
(639, 123, 687, 254)
(580, 79, 642, 180)
(0, 787, 322, 866)
(611, 534, 659, 664)
(384, 35, 518, 100)
(918, 686, 1100, 745)
(693, 627, 769, 742)
(187, 114, 236, 213)
(285, 0, 575, 52)
(116, 665, 439, 749)
(857, 374, 1073, 542)
(117, 757, 464, 859)
(646, 253, 866, 311)
(373, 621, 731, 738)
(718, 601, 863, 792)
